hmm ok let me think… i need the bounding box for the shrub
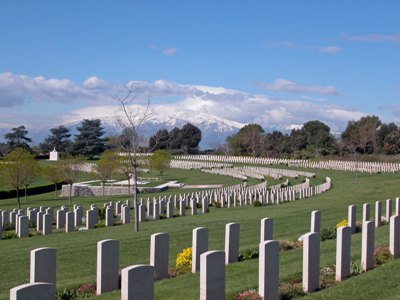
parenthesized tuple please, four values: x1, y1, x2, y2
(279, 281, 305, 299)
(234, 289, 262, 300)
(336, 219, 348, 228)
(238, 247, 259, 261)
(175, 247, 192, 275)
(320, 227, 336, 241)
(320, 265, 336, 289)
(94, 221, 105, 228)
(76, 283, 96, 297)
(294, 239, 303, 249)
(279, 240, 296, 252)
(374, 245, 393, 265)
(350, 260, 362, 275)
(98, 208, 106, 220)
(56, 288, 77, 300)
(253, 200, 262, 207)
(214, 201, 222, 208)
(2, 231, 17, 240)
(2, 222, 14, 231)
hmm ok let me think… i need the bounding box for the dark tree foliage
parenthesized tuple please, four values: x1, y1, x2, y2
(168, 127, 183, 150)
(148, 123, 202, 154)
(39, 125, 71, 154)
(377, 123, 398, 153)
(71, 119, 106, 159)
(264, 131, 286, 157)
(180, 123, 202, 154)
(302, 120, 337, 156)
(341, 115, 381, 155)
(4, 125, 32, 152)
(0, 142, 9, 157)
(382, 127, 400, 155)
(149, 129, 170, 150)
(227, 124, 265, 156)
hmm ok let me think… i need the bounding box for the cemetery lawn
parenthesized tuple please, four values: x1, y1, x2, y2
(0, 167, 399, 299)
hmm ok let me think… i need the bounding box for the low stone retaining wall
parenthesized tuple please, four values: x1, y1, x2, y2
(60, 185, 167, 197)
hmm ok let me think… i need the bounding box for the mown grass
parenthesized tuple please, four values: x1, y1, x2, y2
(0, 166, 399, 299)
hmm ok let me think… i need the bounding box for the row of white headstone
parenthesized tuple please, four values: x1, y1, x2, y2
(0, 176, 331, 240)
(0, 200, 132, 239)
(169, 160, 232, 170)
(174, 154, 400, 173)
(201, 166, 314, 181)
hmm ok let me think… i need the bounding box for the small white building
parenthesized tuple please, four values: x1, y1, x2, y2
(49, 148, 58, 161)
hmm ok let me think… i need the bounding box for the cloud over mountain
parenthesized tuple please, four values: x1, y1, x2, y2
(0, 72, 367, 145)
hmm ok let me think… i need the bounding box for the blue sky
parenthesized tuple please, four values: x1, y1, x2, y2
(0, 1, 399, 143)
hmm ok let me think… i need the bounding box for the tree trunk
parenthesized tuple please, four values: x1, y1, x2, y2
(69, 184, 72, 204)
(127, 177, 131, 195)
(24, 186, 27, 203)
(102, 182, 105, 201)
(16, 187, 21, 209)
(54, 183, 57, 199)
(133, 158, 139, 232)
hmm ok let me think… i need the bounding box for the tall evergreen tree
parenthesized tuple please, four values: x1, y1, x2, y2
(4, 125, 32, 152)
(40, 125, 71, 154)
(180, 123, 202, 154)
(72, 119, 106, 159)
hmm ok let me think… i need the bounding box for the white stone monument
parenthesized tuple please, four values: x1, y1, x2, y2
(49, 148, 58, 161)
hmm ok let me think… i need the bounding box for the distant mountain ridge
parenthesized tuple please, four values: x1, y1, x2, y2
(0, 111, 245, 149)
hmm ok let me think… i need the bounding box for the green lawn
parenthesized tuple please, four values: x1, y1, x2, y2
(0, 166, 399, 299)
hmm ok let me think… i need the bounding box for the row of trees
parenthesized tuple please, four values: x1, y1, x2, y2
(226, 116, 400, 158)
(0, 120, 202, 159)
(0, 120, 107, 159)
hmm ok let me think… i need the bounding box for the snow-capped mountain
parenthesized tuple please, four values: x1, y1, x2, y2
(7, 111, 245, 150)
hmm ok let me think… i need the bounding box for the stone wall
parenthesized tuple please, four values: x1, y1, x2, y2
(60, 185, 167, 197)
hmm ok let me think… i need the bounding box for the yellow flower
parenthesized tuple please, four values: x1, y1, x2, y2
(176, 247, 192, 274)
(336, 219, 348, 228)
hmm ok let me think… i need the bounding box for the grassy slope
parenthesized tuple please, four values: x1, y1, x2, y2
(0, 167, 399, 299)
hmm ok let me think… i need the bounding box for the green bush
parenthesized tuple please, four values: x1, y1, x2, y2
(94, 221, 105, 228)
(350, 260, 362, 275)
(279, 281, 305, 300)
(2, 222, 14, 231)
(238, 247, 259, 261)
(2, 231, 17, 240)
(320, 227, 336, 241)
(253, 200, 262, 207)
(98, 208, 106, 220)
(374, 245, 393, 265)
(56, 288, 77, 300)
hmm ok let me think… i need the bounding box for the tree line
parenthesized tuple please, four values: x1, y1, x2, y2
(0, 120, 202, 158)
(225, 116, 400, 158)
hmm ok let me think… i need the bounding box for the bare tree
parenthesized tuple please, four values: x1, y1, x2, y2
(112, 84, 152, 232)
(58, 156, 81, 204)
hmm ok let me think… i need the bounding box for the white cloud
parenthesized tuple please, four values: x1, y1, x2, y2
(318, 46, 342, 54)
(83, 76, 109, 90)
(1, 72, 369, 134)
(0, 72, 111, 107)
(260, 78, 340, 96)
(342, 34, 400, 42)
(162, 47, 177, 56)
(267, 41, 343, 54)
